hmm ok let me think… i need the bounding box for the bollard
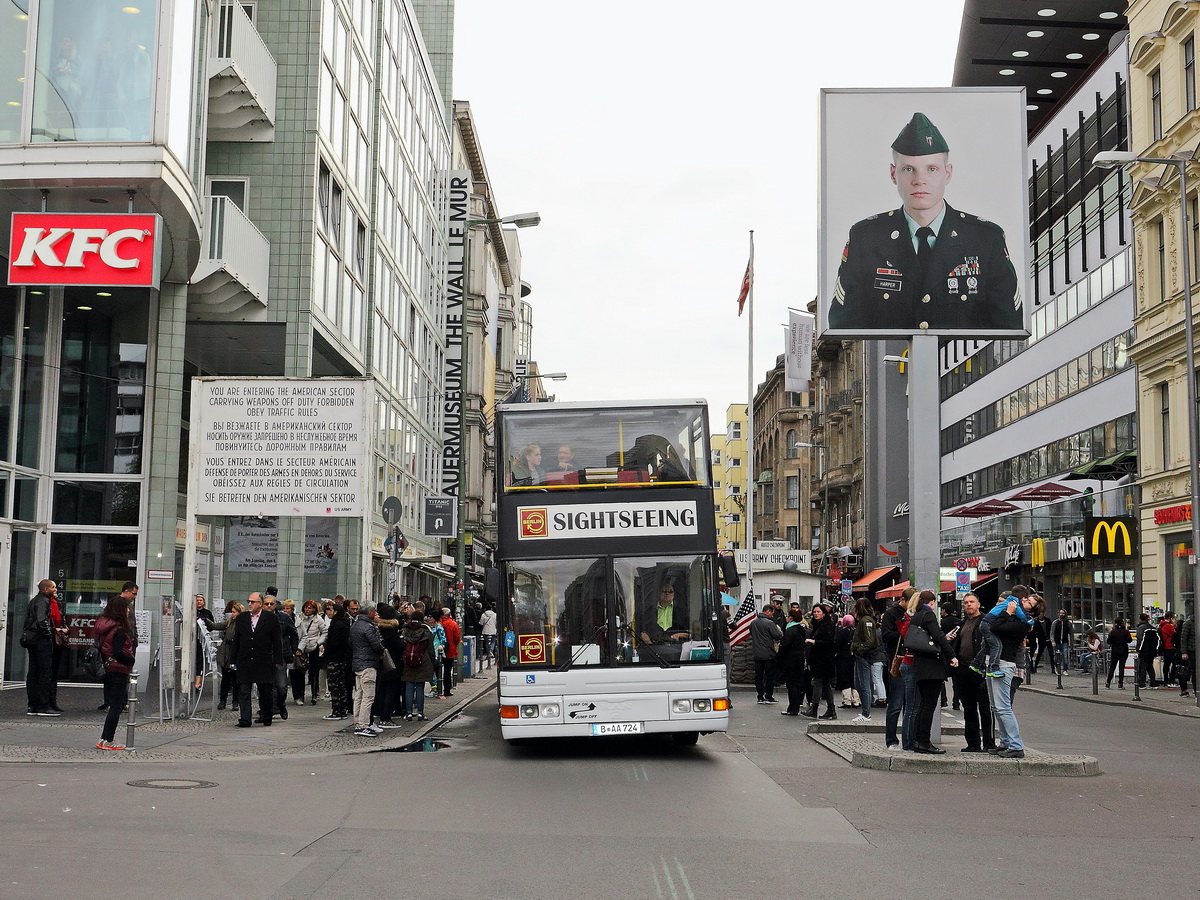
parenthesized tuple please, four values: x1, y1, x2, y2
(124, 671, 139, 752)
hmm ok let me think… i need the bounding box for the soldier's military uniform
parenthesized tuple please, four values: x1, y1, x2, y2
(829, 202, 1021, 331)
(828, 111, 1022, 333)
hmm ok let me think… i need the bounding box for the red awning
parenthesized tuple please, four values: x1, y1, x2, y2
(877, 573, 997, 601)
(1007, 482, 1079, 503)
(850, 565, 901, 593)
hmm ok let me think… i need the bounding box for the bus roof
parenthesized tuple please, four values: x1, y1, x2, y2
(498, 398, 708, 413)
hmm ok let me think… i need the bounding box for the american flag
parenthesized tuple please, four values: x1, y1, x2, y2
(736, 257, 752, 316)
(728, 591, 759, 647)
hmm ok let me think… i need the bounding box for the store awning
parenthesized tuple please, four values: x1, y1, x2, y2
(1007, 481, 1079, 503)
(1063, 449, 1137, 482)
(850, 565, 901, 593)
(877, 572, 998, 601)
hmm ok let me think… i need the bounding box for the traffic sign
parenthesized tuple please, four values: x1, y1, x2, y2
(840, 579, 853, 595)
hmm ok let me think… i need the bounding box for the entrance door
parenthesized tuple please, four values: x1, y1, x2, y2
(1, 524, 15, 684)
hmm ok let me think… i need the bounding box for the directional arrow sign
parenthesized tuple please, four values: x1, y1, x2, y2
(424, 496, 456, 538)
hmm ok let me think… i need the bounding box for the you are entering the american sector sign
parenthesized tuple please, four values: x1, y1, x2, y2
(192, 377, 369, 518)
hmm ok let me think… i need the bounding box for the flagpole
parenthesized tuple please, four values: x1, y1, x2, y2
(744, 230, 755, 608)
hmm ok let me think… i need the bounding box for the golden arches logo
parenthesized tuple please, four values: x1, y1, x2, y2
(1031, 538, 1046, 568)
(1088, 518, 1134, 557)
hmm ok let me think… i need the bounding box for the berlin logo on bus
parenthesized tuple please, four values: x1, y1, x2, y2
(517, 634, 546, 664)
(520, 508, 548, 538)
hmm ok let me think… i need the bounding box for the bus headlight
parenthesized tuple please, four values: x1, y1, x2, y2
(520, 705, 540, 718)
(672, 699, 692, 714)
(540, 703, 560, 717)
(692, 699, 711, 712)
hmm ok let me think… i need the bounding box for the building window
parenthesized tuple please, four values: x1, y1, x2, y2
(1160, 381, 1171, 470)
(730, 485, 741, 494)
(729, 458, 741, 467)
(1187, 37, 1197, 112)
(786, 429, 799, 458)
(730, 422, 741, 439)
(31, 1, 159, 143)
(786, 475, 799, 509)
(1157, 218, 1168, 300)
(1151, 68, 1163, 141)
(786, 526, 799, 548)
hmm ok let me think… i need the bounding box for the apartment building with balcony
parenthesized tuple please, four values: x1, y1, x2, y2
(717, 404, 747, 550)
(0, 1, 459, 686)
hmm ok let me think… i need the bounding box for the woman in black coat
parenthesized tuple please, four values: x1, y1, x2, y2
(777, 609, 808, 716)
(908, 590, 959, 753)
(1106, 617, 1133, 689)
(803, 605, 838, 719)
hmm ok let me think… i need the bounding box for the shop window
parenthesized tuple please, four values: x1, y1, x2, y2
(31, 0, 159, 142)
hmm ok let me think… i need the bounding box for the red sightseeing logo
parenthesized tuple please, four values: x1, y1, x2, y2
(9, 212, 161, 288)
(519, 508, 548, 539)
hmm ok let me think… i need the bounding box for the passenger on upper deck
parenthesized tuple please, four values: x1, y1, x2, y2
(510, 444, 545, 486)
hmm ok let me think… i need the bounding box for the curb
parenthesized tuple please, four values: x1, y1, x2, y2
(806, 721, 1100, 776)
(1020, 682, 1200, 718)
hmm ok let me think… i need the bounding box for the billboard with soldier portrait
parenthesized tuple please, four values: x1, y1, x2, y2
(819, 88, 1030, 340)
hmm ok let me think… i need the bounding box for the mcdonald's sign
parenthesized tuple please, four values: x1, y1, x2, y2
(1085, 516, 1137, 559)
(1031, 538, 1046, 568)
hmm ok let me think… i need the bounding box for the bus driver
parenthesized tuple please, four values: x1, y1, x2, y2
(639, 577, 690, 645)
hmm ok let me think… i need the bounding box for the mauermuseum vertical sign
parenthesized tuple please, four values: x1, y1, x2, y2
(441, 170, 470, 498)
(193, 378, 369, 517)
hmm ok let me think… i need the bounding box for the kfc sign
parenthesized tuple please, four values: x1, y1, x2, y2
(9, 212, 161, 288)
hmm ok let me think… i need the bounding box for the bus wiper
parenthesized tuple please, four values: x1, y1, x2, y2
(613, 616, 676, 669)
(636, 640, 678, 669)
(555, 623, 607, 672)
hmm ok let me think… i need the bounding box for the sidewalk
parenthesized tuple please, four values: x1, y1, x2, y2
(0, 668, 497, 763)
(1018, 668, 1200, 717)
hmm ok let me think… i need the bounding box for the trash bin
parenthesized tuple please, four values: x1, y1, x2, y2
(461, 635, 474, 678)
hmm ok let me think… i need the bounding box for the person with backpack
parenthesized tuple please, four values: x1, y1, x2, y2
(1134, 612, 1161, 689)
(849, 597, 880, 724)
(401, 613, 436, 721)
(93, 594, 136, 751)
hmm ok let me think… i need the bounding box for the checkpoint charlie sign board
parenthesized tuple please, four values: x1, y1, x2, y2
(192, 377, 369, 518)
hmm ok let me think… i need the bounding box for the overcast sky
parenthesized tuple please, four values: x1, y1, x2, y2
(452, 1, 966, 431)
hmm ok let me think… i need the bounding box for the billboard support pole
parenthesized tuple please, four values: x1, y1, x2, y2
(180, 376, 200, 712)
(908, 335, 941, 595)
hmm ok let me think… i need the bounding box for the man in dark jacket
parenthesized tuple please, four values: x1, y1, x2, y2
(1135, 613, 1161, 688)
(749, 607, 783, 704)
(879, 588, 915, 750)
(228, 592, 284, 727)
(350, 603, 384, 736)
(1050, 609, 1073, 676)
(950, 592, 994, 753)
(1178, 610, 1196, 698)
(264, 595, 298, 720)
(23, 579, 59, 716)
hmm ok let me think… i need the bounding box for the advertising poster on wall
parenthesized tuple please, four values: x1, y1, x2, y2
(305, 517, 339, 575)
(819, 88, 1030, 340)
(227, 517, 278, 572)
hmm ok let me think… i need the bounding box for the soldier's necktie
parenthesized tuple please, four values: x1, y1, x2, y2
(916, 226, 934, 283)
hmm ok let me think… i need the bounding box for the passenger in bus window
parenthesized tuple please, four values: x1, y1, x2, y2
(510, 444, 545, 486)
(639, 577, 691, 645)
(555, 443, 576, 471)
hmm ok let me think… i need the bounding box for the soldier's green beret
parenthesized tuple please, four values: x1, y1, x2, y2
(891, 113, 949, 156)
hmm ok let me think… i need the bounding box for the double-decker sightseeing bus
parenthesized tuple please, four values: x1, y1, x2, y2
(486, 399, 732, 744)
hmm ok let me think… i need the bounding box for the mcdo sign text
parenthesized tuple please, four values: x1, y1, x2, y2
(9, 212, 161, 288)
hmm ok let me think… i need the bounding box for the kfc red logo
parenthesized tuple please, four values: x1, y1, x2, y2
(9, 212, 161, 288)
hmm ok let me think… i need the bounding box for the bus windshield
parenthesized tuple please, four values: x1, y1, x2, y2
(502, 554, 718, 668)
(500, 404, 710, 491)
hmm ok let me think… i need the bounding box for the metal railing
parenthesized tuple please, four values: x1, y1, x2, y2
(211, 1, 277, 123)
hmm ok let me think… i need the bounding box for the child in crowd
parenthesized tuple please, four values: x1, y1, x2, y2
(969, 586, 1041, 676)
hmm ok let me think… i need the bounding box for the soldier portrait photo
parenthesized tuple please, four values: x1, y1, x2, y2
(820, 89, 1029, 338)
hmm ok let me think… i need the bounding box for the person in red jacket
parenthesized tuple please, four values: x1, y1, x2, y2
(94, 594, 136, 751)
(1160, 614, 1178, 686)
(438, 608, 462, 698)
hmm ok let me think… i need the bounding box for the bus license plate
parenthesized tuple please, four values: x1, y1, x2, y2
(592, 722, 643, 736)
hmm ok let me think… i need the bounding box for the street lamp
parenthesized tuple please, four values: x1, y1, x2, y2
(1093, 150, 1200, 708)
(456, 212, 541, 616)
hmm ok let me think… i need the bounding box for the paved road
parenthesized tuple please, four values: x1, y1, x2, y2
(0, 683, 1196, 899)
